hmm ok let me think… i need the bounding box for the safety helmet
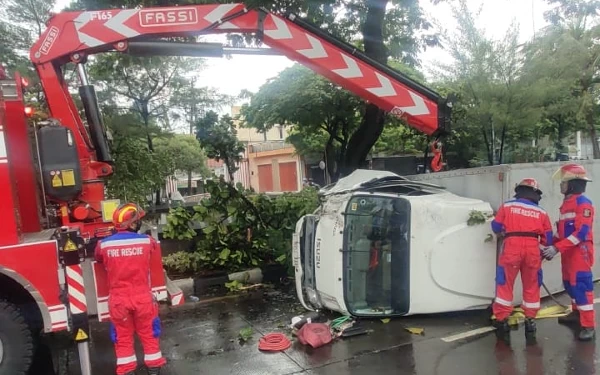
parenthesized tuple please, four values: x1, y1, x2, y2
(515, 178, 542, 194)
(552, 163, 592, 182)
(112, 203, 145, 230)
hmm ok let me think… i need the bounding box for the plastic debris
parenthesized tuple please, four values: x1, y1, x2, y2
(189, 296, 199, 302)
(380, 318, 391, 324)
(405, 327, 425, 335)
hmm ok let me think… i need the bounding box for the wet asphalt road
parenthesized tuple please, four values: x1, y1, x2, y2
(50, 284, 600, 375)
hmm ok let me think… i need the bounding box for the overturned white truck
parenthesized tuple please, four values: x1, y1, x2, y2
(293, 160, 600, 317)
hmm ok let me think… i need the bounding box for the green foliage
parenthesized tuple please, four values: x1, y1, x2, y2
(467, 210, 493, 226)
(196, 111, 245, 180)
(240, 63, 427, 180)
(521, 0, 600, 158)
(162, 207, 196, 240)
(225, 280, 244, 293)
(239, 64, 362, 180)
(154, 134, 210, 177)
(434, 0, 541, 166)
(238, 327, 254, 342)
(105, 134, 172, 205)
(162, 251, 204, 275)
(0, 0, 55, 116)
(162, 180, 319, 274)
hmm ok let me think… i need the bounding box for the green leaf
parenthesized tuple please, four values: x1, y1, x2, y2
(219, 248, 231, 260)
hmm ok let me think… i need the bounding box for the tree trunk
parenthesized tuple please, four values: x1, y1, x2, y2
(585, 110, 600, 159)
(481, 125, 493, 166)
(498, 123, 507, 164)
(324, 135, 338, 182)
(341, 0, 388, 177)
(187, 170, 192, 195)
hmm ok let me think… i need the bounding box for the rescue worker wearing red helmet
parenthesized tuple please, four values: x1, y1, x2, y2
(491, 178, 553, 342)
(95, 203, 166, 375)
(541, 163, 595, 341)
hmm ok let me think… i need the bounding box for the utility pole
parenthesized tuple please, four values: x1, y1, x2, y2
(188, 77, 196, 194)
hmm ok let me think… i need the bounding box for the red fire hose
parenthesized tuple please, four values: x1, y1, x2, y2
(258, 333, 292, 352)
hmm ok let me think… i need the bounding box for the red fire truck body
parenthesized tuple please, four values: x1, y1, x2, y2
(0, 3, 450, 373)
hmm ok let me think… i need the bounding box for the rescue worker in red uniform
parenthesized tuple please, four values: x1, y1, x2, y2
(95, 203, 166, 375)
(541, 163, 595, 341)
(491, 178, 553, 341)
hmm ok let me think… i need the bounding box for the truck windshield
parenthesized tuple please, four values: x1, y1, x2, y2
(343, 195, 410, 316)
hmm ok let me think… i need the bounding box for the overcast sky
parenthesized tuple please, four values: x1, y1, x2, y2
(53, 0, 551, 111)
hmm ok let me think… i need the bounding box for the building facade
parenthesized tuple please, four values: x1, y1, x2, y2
(231, 105, 305, 193)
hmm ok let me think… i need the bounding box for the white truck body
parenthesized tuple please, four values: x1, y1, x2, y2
(293, 161, 600, 317)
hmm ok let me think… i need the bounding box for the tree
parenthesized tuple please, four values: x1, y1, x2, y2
(240, 64, 362, 181)
(0, 0, 56, 113)
(103, 112, 173, 204)
(155, 134, 210, 192)
(522, 0, 600, 158)
(89, 54, 199, 151)
(433, 0, 540, 166)
(197, 111, 245, 182)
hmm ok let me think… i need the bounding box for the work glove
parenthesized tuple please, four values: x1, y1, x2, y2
(541, 245, 558, 260)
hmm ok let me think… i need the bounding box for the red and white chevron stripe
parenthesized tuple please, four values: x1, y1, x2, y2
(66, 264, 87, 315)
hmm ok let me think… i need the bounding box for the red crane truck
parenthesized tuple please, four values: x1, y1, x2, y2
(0, 3, 452, 374)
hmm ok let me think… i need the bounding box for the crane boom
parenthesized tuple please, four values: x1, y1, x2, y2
(31, 4, 451, 136)
(29, 3, 452, 235)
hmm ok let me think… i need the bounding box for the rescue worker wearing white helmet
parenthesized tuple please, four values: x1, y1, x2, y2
(541, 163, 595, 341)
(95, 203, 166, 375)
(491, 178, 553, 342)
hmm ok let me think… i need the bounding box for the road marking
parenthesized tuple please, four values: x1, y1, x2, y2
(441, 327, 496, 343)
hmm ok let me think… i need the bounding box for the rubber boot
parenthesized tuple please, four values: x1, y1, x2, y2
(578, 327, 596, 341)
(493, 319, 510, 342)
(148, 367, 162, 375)
(558, 310, 580, 325)
(525, 318, 537, 339)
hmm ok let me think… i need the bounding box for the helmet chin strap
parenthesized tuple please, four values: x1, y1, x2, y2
(126, 221, 142, 233)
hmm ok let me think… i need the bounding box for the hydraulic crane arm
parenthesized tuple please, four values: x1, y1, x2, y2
(31, 4, 451, 137)
(28, 4, 452, 234)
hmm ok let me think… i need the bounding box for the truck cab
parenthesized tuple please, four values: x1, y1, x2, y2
(293, 169, 502, 317)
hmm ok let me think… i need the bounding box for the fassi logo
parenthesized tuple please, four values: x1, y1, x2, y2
(39, 26, 60, 55)
(139, 7, 198, 27)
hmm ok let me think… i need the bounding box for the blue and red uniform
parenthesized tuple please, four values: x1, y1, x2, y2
(95, 231, 166, 375)
(492, 198, 553, 321)
(554, 193, 595, 328)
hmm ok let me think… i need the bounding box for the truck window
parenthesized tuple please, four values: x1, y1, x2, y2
(343, 196, 410, 316)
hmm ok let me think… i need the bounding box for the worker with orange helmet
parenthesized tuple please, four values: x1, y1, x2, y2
(94, 203, 166, 375)
(541, 163, 595, 341)
(491, 178, 553, 342)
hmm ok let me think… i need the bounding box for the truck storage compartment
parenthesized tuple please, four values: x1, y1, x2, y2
(38, 124, 82, 201)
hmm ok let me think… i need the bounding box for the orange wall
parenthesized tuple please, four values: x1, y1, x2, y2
(248, 148, 303, 192)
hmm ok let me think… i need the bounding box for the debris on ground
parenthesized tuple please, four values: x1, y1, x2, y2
(290, 311, 328, 329)
(239, 326, 254, 343)
(405, 327, 425, 335)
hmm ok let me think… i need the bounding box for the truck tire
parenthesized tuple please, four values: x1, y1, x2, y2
(0, 301, 34, 375)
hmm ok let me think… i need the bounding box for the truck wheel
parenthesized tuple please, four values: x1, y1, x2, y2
(0, 301, 34, 375)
